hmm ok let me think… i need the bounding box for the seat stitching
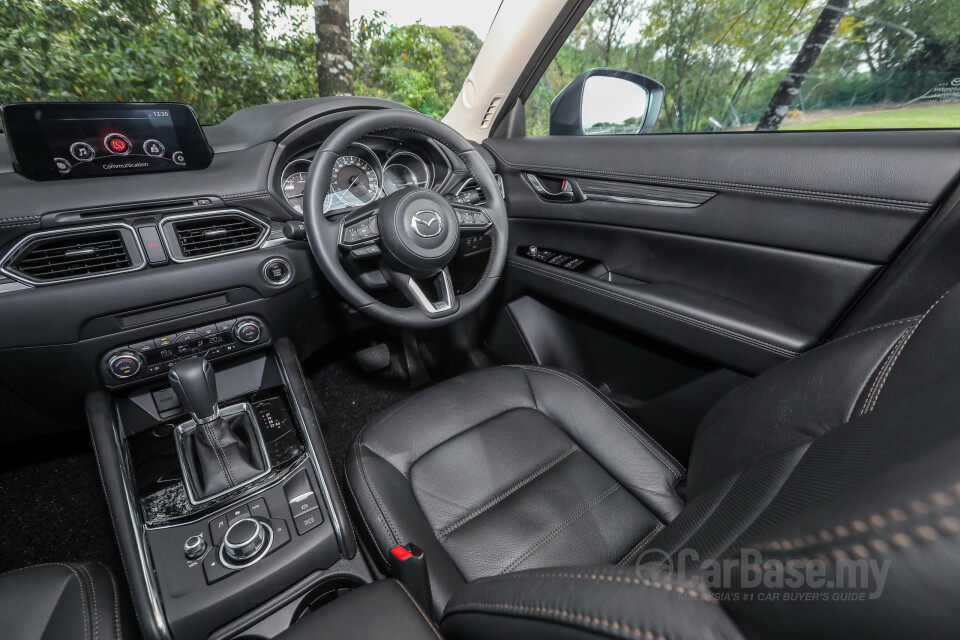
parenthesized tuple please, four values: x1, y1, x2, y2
(392, 580, 444, 639)
(501, 483, 622, 574)
(344, 468, 389, 565)
(469, 569, 712, 599)
(617, 522, 665, 565)
(33, 563, 90, 640)
(826, 317, 917, 345)
(865, 292, 948, 413)
(99, 562, 121, 640)
(510, 365, 684, 477)
(750, 482, 960, 553)
(76, 564, 100, 640)
(857, 329, 911, 416)
(437, 445, 580, 539)
(446, 601, 675, 639)
(357, 441, 401, 546)
(509, 259, 798, 357)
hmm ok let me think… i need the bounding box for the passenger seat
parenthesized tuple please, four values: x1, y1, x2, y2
(0, 562, 133, 640)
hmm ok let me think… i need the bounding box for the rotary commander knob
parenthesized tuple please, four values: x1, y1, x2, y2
(221, 518, 268, 566)
(233, 319, 263, 345)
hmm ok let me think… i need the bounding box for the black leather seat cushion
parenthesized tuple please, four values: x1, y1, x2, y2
(0, 562, 132, 640)
(346, 365, 684, 615)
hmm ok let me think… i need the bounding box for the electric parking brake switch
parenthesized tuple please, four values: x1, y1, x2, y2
(389, 543, 432, 610)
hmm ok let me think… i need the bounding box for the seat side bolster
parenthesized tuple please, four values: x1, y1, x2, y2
(441, 565, 744, 640)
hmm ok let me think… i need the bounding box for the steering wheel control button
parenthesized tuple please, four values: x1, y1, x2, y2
(455, 207, 491, 230)
(108, 351, 143, 379)
(184, 535, 207, 560)
(143, 139, 165, 157)
(103, 133, 132, 155)
(350, 244, 381, 260)
(70, 142, 95, 162)
(261, 258, 293, 286)
(234, 320, 263, 345)
(221, 518, 268, 566)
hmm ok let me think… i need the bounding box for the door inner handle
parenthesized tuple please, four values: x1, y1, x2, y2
(525, 173, 579, 202)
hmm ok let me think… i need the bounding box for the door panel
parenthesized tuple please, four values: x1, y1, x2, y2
(479, 130, 960, 449)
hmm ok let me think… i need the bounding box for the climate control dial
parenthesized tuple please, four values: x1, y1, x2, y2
(233, 319, 263, 345)
(108, 351, 144, 379)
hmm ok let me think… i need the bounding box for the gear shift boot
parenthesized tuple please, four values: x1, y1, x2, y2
(170, 358, 270, 504)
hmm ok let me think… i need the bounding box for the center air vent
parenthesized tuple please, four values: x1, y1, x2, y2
(2, 226, 143, 285)
(160, 211, 269, 262)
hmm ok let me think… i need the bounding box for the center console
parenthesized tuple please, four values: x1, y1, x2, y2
(88, 327, 370, 640)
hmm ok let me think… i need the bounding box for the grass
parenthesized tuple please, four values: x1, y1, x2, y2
(781, 103, 960, 130)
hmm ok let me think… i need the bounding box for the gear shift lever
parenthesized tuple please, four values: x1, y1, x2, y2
(169, 357, 268, 502)
(169, 357, 219, 424)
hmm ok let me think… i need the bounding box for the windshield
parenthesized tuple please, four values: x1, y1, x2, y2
(0, 1, 502, 126)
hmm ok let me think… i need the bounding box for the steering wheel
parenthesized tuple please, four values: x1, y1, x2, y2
(303, 110, 508, 329)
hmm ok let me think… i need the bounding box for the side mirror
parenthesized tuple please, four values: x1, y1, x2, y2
(550, 68, 664, 136)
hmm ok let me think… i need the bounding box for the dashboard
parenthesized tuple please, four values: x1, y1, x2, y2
(0, 97, 497, 442)
(275, 134, 452, 216)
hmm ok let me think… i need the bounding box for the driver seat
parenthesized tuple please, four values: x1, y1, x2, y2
(346, 288, 953, 617)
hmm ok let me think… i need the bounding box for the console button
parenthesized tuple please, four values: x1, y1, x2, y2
(226, 505, 250, 525)
(195, 324, 218, 337)
(145, 363, 164, 376)
(155, 334, 177, 348)
(128, 340, 156, 354)
(136, 226, 168, 265)
(216, 319, 237, 333)
(247, 498, 269, 519)
(209, 514, 229, 545)
(202, 549, 235, 584)
(269, 519, 291, 551)
(207, 346, 225, 358)
(288, 491, 319, 517)
(222, 518, 267, 565)
(294, 510, 323, 535)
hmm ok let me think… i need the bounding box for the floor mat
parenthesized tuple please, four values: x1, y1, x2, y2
(308, 356, 417, 482)
(0, 432, 124, 579)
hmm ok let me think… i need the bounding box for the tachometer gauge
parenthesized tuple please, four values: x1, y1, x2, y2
(331, 156, 380, 207)
(281, 170, 307, 214)
(382, 152, 431, 195)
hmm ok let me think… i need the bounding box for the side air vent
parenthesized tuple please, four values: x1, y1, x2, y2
(1, 225, 144, 285)
(160, 211, 269, 262)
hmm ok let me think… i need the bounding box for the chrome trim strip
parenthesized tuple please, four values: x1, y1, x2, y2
(110, 403, 173, 640)
(275, 354, 347, 557)
(173, 402, 272, 506)
(0, 222, 147, 287)
(584, 193, 702, 208)
(158, 209, 271, 264)
(407, 269, 454, 315)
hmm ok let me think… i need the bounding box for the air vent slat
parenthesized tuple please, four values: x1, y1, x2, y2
(170, 214, 266, 259)
(8, 229, 134, 283)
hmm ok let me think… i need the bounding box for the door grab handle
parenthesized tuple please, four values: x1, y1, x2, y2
(525, 173, 578, 202)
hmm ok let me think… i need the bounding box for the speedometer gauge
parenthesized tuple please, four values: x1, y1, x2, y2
(331, 156, 380, 207)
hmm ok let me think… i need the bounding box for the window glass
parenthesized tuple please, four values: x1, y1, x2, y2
(526, 0, 960, 134)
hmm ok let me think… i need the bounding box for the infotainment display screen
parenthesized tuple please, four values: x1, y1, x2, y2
(1, 102, 213, 181)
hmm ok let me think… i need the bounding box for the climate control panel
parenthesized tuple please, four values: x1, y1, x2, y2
(100, 315, 270, 386)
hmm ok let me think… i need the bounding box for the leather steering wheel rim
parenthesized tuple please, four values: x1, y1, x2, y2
(303, 109, 508, 329)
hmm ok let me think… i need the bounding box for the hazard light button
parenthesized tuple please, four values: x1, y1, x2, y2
(137, 225, 169, 265)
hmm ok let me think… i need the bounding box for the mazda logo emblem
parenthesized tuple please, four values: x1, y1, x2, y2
(411, 210, 443, 238)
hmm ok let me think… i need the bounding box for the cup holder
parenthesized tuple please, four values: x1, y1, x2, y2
(291, 575, 367, 622)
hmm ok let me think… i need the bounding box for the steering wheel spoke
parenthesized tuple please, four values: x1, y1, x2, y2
(381, 264, 458, 317)
(452, 203, 494, 235)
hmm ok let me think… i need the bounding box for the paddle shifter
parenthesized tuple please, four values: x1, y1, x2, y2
(169, 357, 268, 503)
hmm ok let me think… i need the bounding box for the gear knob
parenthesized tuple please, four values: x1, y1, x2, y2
(169, 357, 219, 423)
